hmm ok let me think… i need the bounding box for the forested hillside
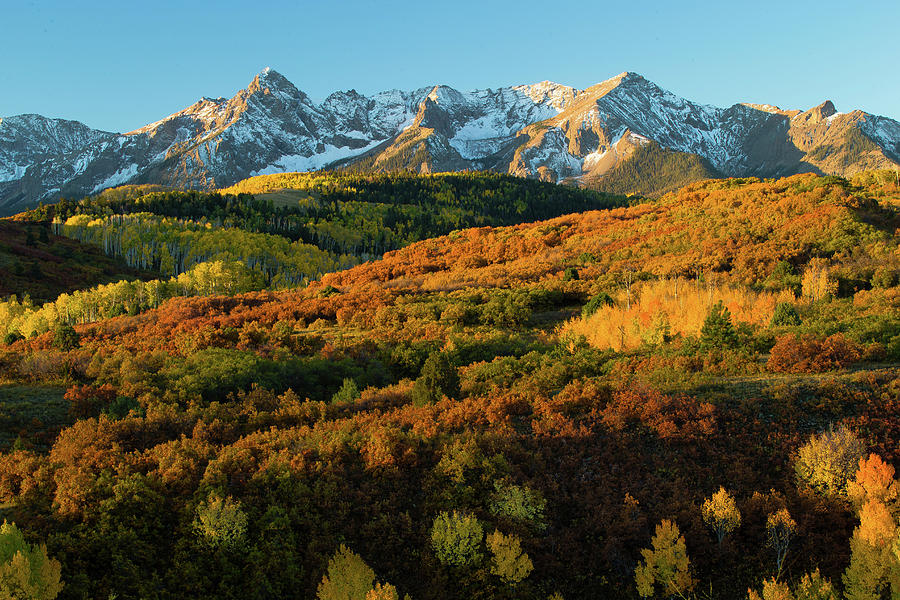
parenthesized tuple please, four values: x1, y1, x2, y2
(0, 171, 898, 600)
(0, 219, 152, 304)
(2, 172, 626, 342)
(30, 172, 631, 258)
(581, 142, 721, 197)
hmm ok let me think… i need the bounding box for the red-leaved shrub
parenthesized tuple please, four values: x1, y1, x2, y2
(767, 333, 861, 373)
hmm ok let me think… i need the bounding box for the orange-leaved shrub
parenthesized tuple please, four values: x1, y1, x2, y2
(767, 333, 862, 373)
(64, 383, 117, 419)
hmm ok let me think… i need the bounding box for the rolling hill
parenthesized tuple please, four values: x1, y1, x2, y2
(0, 172, 898, 599)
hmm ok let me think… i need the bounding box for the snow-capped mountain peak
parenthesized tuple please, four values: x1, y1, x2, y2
(1, 69, 898, 216)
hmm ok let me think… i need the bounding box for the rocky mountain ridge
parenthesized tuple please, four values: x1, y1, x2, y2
(1, 68, 898, 215)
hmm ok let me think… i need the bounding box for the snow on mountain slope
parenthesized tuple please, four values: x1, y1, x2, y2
(588, 73, 736, 167)
(2, 69, 899, 215)
(502, 72, 900, 182)
(859, 115, 900, 162)
(0, 115, 112, 182)
(445, 83, 575, 160)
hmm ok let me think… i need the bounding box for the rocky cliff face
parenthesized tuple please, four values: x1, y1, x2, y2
(1, 68, 898, 215)
(0, 114, 114, 211)
(0, 114, 113, 183)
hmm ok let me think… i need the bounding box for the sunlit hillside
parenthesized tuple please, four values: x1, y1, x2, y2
(0, 171, 897, 600)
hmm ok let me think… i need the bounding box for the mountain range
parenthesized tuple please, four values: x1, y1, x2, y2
(1, 68, 899, 216)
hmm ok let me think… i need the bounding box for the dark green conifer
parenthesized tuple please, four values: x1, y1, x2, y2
(699, 301, 738, 350)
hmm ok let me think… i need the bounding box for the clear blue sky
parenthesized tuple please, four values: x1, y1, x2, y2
(2, 0, 898, 133)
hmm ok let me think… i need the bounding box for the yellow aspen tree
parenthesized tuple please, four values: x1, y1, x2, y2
(193, 494, 248, 549)
(365, 582, 399, 600)
(747, 569, 837, 600)
(766, 508, 797, 576)
(793, 569, 838, 600)
(701, 486, 742, 546)
(317, 544, 376, 600)
(747, 578, 792, 600)
(486, 530, 533, 585)
(635, 519, 695, 599)
(847, 453, 898, 509)
(801, 259, 837, 302)
(842, 499, 898, 600)
(794, 426, 865, 498)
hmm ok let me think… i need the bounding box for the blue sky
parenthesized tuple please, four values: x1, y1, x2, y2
(2, 0, 898, 132)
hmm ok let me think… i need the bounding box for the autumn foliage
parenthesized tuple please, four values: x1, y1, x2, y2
(767, 333, 863, 373)
(0, 172, 896, 599)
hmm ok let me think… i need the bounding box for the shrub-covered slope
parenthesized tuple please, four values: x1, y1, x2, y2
(0, 172, 897, 600)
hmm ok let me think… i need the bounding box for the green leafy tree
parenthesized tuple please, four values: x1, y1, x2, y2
(430, 511, 484, 568)
(764, 260, 801, 293)
(433, 439, 509, 507)
(481, 292, 531, 328)
(0, 520, 63, 600)
(842, 499, 899, 600)
(411, 352, 459, 406)
(52, 323, 79, 351)
(634, 520, 695, 599)
(489, 480, 547, 530)
(246, 505, 304, 600)
(871, 266, 897, 289)
(486, 530, 533, 584)
(194, 494, 248, 549)
(332, 378, 361, 404)
(317, 545, 375, 600)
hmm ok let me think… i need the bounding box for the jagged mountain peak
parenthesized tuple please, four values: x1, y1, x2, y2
(793, 100, 838, 125)
(247, 67, 304, 99)
(256, 66, 286, 83)
(129, 67, 307, 136)
(0, 115, 113, 184)
(126, 96, 230, 135)
(576, 71, 660, 106)
(425, 85, 469, 106)
(324, 89, 367, 101)
(613, 71, 645, 82)
(529, 79, 563, 88)
(596, 71, 647, 89)
(814, 100, 837, 117)
(516, 81, 576, 110)
(2, 70, 899, 216)
(0, 113, 113, 135)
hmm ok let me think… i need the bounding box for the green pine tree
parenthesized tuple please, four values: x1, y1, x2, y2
(699, 301, 738, 350)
